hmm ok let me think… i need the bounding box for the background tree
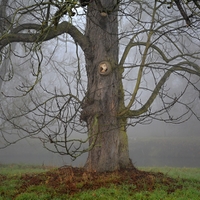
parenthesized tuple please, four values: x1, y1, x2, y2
(0, 0, 12, 90)
(0, 0, 200, 172)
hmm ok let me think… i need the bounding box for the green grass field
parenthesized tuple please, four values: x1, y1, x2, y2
(0, 164, 199, 200)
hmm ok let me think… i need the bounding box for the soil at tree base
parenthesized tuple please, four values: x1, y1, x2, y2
(14, 166, 182, 196)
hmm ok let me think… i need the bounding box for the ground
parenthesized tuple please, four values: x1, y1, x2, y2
(17, 166, 180, 196)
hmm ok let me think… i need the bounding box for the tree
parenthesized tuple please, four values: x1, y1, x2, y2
(0, 0, 200, 172)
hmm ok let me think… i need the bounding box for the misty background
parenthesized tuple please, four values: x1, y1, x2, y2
(1, 116, 199, 168)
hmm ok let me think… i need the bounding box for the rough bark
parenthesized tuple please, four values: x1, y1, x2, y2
(80, 0, 134, 172)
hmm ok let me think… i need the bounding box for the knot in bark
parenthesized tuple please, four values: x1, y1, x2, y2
(80, 100, 102, 122)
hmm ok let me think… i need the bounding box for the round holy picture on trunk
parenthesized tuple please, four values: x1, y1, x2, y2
(98, 61, 112, 75)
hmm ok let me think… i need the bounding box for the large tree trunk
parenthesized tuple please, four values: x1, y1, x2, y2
(80, 0, 133, 172)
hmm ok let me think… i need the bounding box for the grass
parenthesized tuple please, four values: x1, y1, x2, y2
(138, 167, 200, 200)
(139, 166, 200, 180)
(0, 164, 200, 200)
(0, 164, 52, 176)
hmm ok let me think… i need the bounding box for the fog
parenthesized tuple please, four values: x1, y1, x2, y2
(1, 116, 199, 168)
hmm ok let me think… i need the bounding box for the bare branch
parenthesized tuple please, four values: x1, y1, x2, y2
(0, 21, 91, 56)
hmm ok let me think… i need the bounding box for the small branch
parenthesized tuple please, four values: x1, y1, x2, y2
(174, 0, 191, 26)
(120, 65, 200, 118)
